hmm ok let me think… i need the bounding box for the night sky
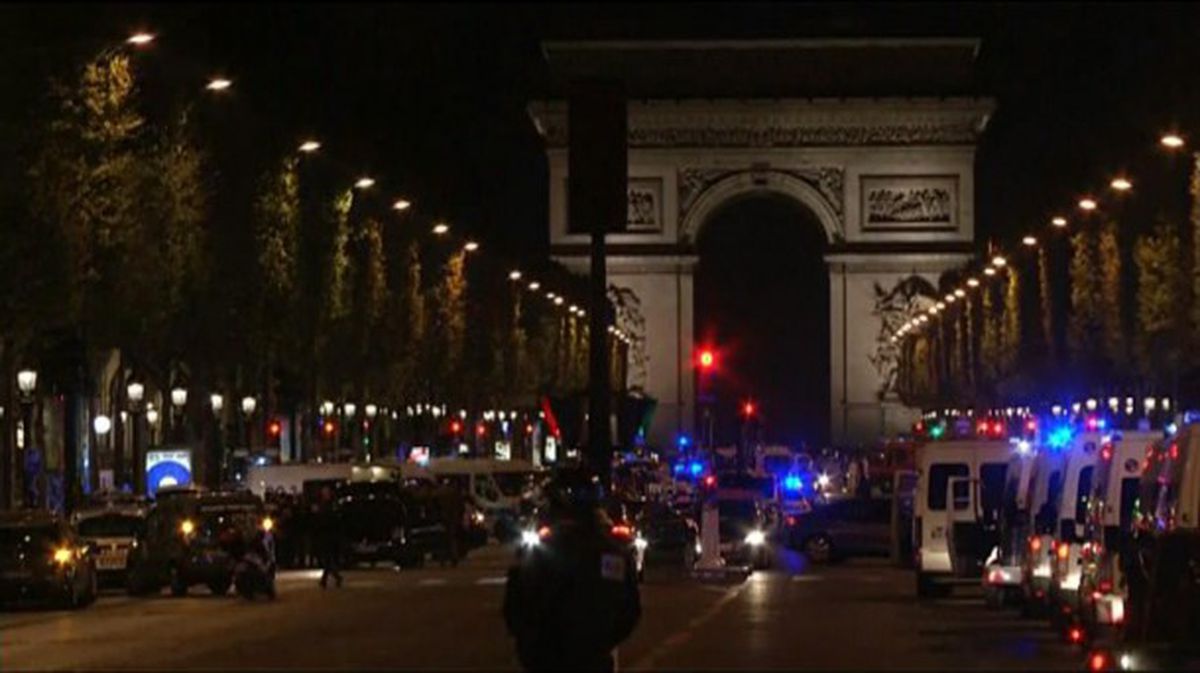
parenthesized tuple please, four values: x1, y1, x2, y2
(5, 2, 1200, 444)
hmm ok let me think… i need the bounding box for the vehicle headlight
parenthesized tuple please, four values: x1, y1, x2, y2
(694, 541, 702, 555)
(1119, 653, 1135, 670)
(180, 519, 195, 536)
(472, 511, 485, 524)
(817, 473, 831, 489)
(634, 535, 648, 551)
(520, 530, 540, 548)
(745, 530, 766, 546)
(261, 516, 275, 532)
(52, 547, 74, 565)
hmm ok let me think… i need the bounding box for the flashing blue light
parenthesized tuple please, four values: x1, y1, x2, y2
(783, 475, 804, 492)
(1097, 418, 1107, 430)
(689, 461, 703, 477)
(677, 435, 691, 448)
(1046, 426, 1073, 450)
(673, 463, 686, 475)
(1166, 422, 1178, 437)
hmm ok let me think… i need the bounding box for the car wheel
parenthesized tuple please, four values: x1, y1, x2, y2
(169, 565, 188, 597)
(803, 535, 834, 564)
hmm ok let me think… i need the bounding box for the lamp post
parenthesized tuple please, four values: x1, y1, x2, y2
(171, 387, 187, 443)
(241, 396, 257, 454)
(16, 369, 37, 508)
(365, 404, 378, 461)
(210, 394, 224, 487)
(126, 381, 145, 494)
(92, 415, 111, 494)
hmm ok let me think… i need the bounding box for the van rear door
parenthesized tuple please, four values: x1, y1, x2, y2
(946, 476, 981, 577)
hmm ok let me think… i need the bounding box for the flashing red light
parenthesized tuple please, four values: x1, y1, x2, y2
(1101, 445, 1113, 461)
(268, 420, 282, 437)
(476, 423, 487, 437)
(702, 475, 717, 489)
(1025, 419, 1037, 432)
(992, 421, 1004, 436)
(1170, 443, 1179, 460)
(742, 401, 756, 417)
(1086, 417, 1099, 431)
(698, 350, 715, 370)
(611, 524, 633, 539)
(915, 421, 925, 433)
(1088, 652, 1109, 671)
(323, 420, 335, 436)
(449, 420, 463, 434)
(1069, 627, 1084, 643)
(977, 422, 989, 435)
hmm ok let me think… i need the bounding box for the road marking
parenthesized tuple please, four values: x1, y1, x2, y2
(628, 580, 749, 670)
(418, 578, 448, 587)
(475, 576, 507, 586)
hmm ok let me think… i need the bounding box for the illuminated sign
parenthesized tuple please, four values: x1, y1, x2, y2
(145, 449, 192, 497)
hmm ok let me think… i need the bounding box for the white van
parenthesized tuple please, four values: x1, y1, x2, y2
(246, 462, 353, 497)
(1020, 445, 1068, 612)
(1077, 431, 1162, 631)
(983, 442, 1039, 606)
(914, 439, 1011, 598)
(427, 458, 542, 534)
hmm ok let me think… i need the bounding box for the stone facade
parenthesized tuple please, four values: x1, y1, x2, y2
(532, 96, 992, 448)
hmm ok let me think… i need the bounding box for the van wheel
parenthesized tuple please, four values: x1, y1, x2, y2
(803, 535, 834, 564)
(169, 566, 188, 597)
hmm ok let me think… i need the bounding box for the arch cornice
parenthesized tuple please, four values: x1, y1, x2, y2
(677, 167, 844, 245)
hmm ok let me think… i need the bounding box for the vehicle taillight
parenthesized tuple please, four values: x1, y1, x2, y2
(1088, 651, 1110, 671)
(1030, 536, 1042, 552)
(611, 524, 633, 539)
(1057, 543, 1070, 561)
(1069, 627, 1084, 644)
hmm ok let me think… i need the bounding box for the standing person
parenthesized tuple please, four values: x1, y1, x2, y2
(437, 482, 465, 565)
(504, 470, 641, 672)
(313, 485, 343, 589)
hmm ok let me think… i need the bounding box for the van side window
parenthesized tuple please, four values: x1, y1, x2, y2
(980, 463, 1008, 523)
(927, 463, 969, 511)
(1074, 466, 1095, 522)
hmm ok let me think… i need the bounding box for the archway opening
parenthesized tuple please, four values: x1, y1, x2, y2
(694, 193, 830, 449)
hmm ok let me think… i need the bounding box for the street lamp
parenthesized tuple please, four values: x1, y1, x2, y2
(92, 415, 112, 436)
(1052, 216, 1068, 227)
(509, 270, 522, 281)
(991, 255, 1007, 267)
(210, 394, 224, 413)
(1079, 198, 1098, 211)
(365, 404, 378, 419)
(432, 222, 449, 235)
(171, 387, 188, 408)
(354, 177, 375, 190)
(17, 369, 37, 396)
(464, 241, 479, 252)
(321, 400, 335, 417)
(205, 77, 232, 92)
(15, 369, 37, 507)
(126, 32, 156, 46)
(344, 402, 357, 418)
(127, 382, 145, 404)
(1161, 134, 1185, 149)
(241, 396, 257, 416)
(298, 140, 321, 153)
(392, 199, 411, 211)
(146, 407, 160, 427)
(527, 281, 540, 291)
(1022, 236, 1037, 246)
(1110, 177, 1133, 192)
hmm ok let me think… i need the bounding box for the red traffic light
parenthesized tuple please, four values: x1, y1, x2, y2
(697, 349, 716, 370)
(322, 420, 336, 436)
(476, 423, 487, 437)
(702, 474, 717, 489)
(742, 401, 756, 418)
(267, 420, 282, 438)
(449, 420, 462, 434)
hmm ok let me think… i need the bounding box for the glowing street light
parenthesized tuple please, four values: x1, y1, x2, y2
(936, 302, 946, 310)
(16, 369, 37, 395)
(527, 281, 540, 291)
(992, 255, 1007, 267)
(1052, 216, 1068, 227)
(298, 140, 321, 153)
(432, 222, 449, 235)
(984, 267, 997, 276)
(967, 277, 980, 288)
(93, 415, 113, 436)
(206, 77, 232, 92)
(944, 294, 956, 303)
(241, 396, 257, 416)
(210, 394, 224, 413)
(171, 387, 188, 408)
(1110, 177, 1133, 192)
(1022, 236, 1037, 246)
(1079, 198, 1098, 211)
(553, 297, 564, 306)
(127, 32, 156, 46)
(354, 177, 375, 190)
(954, 289, 966, 298)
(126, 382, 145, 404)
(321, 400, 335, 416)
(463, 241, 479, 252)
(509, 270, 522, 281)
(1161, 134, 1185, 149)
(392, 199, 412, 211)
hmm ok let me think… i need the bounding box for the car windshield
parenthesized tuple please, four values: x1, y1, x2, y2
(78, 514, 143, 538)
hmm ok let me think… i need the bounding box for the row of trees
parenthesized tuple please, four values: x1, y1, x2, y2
(0, 50, 629, 501)
(898, 170, 1200, 408)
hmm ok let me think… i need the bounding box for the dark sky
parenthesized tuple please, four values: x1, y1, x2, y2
(6, 2, 1200, 441)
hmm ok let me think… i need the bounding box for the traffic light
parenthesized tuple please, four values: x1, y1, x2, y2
(322, 420, 336, 437)
(449, 419, 462, 435)
(742, 401, 756, 418)
(267, 419, 282, 448)
(697, 348, 716, 371)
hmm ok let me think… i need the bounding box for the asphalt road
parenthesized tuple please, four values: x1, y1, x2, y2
(0, 545, 1083, 671)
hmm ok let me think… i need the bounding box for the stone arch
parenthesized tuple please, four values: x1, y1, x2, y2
(679, 169, 843, 247)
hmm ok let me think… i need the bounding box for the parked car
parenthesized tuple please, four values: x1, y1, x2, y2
(336, 481, 420, 567)
(0, 511, 98, 609)
(73, 504, 146, 588)
(127, 489, 269, 596)
(784, 496, 892, 563)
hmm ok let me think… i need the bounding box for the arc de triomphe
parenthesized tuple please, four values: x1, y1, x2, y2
(529, 39, 993, 447)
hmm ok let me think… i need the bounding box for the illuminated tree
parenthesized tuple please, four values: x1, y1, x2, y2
(1098, 220, 1128, 378)
(1134, 220, 1186, 387)
(1068, 229, 1104, 379)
